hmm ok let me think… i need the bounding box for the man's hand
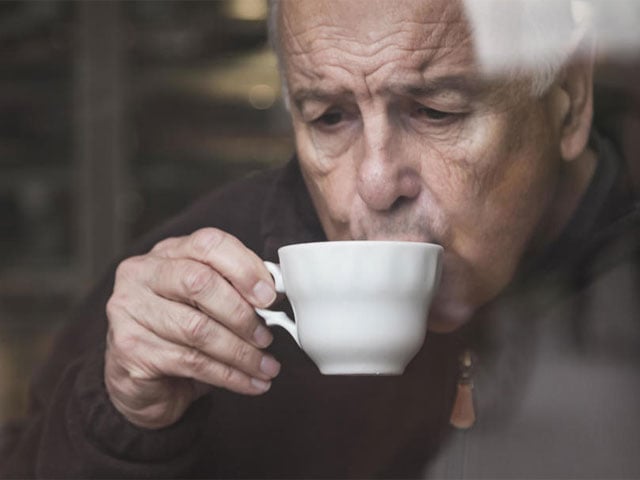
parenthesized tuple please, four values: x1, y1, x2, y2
(104, 228, 280, 429)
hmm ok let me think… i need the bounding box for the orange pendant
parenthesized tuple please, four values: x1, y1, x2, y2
(450, 350, 476, 429)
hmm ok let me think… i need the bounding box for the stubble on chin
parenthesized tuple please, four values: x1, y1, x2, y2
(347, 204, 479, 332)
(426, 252, 478, 333)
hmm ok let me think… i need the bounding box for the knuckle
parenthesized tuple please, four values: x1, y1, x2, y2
(218, 363, 237, 384)
(109, 327, 140, 357)
(105, 327, 119, 356)
(230, 340, 254, 366)
(116, 255, 144, 276)
(227, 300, 256, 337)
(151, 237, 177, 254)
(106, 292, 131, 322)
(180, 347, 208, 374)
(227, 262, 253, 288)
(115, 255, 146, 282)
(105, 295, 122, 320)
(182, 310, 212, 348)
(190, 228, 225, 258)
(182, 264, 218, 297)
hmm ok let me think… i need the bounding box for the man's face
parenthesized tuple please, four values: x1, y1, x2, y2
(279, 0, 566, 332)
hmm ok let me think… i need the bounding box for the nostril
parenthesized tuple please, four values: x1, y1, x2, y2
(390, 195, 411, 212)
(389, 191, 423, 213)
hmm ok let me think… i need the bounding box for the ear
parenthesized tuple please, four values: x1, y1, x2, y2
(556, 45, 595, 162)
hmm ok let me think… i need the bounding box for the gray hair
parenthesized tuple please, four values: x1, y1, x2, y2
(266, 0, 589, 100)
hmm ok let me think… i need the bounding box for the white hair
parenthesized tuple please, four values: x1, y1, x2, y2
(463, 0, 592, 97)
(266, 0, 591, 100)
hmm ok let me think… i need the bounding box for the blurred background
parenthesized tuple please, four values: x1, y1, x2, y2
(0, 0, 293, 423)
(0, 0, 638, 425)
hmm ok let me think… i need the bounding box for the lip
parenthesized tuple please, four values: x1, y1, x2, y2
(362, 234, 439, 244)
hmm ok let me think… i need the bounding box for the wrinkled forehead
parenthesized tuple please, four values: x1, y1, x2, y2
(279, 0, 474, 68)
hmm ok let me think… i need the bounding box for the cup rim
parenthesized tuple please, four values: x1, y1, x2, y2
(278, 240, 444, 254)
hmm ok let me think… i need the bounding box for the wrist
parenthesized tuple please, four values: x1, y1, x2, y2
(72, 348, 212, 463)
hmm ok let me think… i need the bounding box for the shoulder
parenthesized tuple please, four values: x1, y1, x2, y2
(127, 165, 287, 257)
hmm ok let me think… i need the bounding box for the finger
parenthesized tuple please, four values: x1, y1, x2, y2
(150, 236, 181, 254)
(112, 254, 273, 348)
(147, 256, 274, 348)
(123, 290, 281, 381)
(108, 318, 273, 396)
(158, 228, 276, 308)
(163, 341, 273, 396)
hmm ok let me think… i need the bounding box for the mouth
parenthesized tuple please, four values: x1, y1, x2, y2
(349, 204, 447, 246)
(361, 233, 440, 243)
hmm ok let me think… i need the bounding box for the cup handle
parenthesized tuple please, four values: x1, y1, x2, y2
(255, 261, 301, 347)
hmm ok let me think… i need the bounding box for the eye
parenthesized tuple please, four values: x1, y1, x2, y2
(414, 106, 453, 120)
(313, 110, 344, 127)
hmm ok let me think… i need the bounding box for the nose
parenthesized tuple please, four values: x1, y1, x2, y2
(356, 118, 421, 212)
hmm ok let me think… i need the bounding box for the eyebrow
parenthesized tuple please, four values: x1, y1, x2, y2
(292, 75, 485, 111)
(292, 88, 355, 111)
(388, 75, 486, 98)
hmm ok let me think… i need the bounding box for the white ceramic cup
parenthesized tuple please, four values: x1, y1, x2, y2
(256, 241, 443, 375)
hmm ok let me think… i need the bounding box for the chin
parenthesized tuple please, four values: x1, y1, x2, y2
(426, 300, 475, 333)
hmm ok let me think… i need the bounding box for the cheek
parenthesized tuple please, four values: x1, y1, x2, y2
(424, 108, 551, 236)
(412, 121, 495, 223)
(430, 107, 555, 264)
(294, 125, 358, 231)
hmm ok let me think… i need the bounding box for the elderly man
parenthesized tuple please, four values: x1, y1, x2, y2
(1, 0, 639, 478)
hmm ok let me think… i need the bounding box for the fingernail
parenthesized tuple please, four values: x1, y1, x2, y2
(251, 378, 271, 392)
(253, 324, 273, 348)
(253, 280, 276, 307)
(260, 356, 281, 378)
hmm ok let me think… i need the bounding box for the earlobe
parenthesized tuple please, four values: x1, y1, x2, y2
(558, 47, 595, 162)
